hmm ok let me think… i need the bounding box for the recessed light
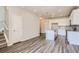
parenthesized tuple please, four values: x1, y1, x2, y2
(58, 9, 62, 12)
(33, 9, 37, 12)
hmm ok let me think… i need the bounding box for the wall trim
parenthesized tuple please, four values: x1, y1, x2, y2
(4, 33, 8, 46)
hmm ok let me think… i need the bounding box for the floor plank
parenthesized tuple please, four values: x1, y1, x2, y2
(0, 36, 79, 53)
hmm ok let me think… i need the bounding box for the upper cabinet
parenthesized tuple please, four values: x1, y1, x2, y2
(70, 9, 79, 25)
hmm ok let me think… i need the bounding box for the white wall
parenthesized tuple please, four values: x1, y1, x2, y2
(40, 17, 70, 33)
(23, 10, 40, 40)
(0, 7, 5, 32)
(40, 19, 49, 33)
(5, 7, 40, 46)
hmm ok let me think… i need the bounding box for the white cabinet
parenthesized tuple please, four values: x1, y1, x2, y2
(70, 9, 79, 25)
(67, 31, 79, 45)
(58, 29, 66, 36)
(46, 30, 55, 41)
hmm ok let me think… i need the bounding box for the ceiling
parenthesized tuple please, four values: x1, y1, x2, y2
(21, 6, 76, 19)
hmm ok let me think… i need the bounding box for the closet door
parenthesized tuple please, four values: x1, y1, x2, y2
(11, 14, 23, 43)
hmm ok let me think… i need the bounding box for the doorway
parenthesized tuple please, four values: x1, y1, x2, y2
(51, 23, 58, 30)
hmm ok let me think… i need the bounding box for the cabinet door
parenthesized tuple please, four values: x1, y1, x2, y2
(71, 10, 79, 25)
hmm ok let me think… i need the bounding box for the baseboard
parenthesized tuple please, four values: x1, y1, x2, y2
(4, 33, 10, 46)
(40, 33, 45, 35)
(7, 43, 14, 46)
(40, 33, 45, 38)
(23, 34, 40, 41)
(8, 34, 40, 46)
(4, 33, 40, 46)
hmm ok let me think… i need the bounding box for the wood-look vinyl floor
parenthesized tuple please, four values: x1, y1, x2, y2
(0, 36, 79, 53)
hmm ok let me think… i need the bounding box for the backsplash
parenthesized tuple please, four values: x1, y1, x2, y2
(51, 25, 79, 31)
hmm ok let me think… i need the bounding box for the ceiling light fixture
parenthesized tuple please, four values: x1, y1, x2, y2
(40, 16, 44, 19)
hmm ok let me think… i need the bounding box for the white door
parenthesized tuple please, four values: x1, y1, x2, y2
(11, 14, 23, 43)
